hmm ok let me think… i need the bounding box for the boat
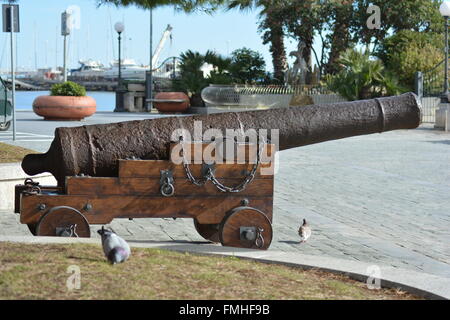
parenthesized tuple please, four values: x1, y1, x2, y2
(102, 59, 148, 80)
(70, 60, 106, 77)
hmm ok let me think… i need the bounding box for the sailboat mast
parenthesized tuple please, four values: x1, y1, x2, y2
(33, 21, 37, 70)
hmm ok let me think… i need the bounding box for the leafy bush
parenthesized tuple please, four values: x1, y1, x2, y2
(327, 48, 404, 101)
(50, 81, 87, 97)
(393, 42, 443, 89)
(172, 50, 210, 103)
(376, 30, 443, 89)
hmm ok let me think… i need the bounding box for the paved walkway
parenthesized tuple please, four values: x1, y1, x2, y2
(1, 112, 449, 279)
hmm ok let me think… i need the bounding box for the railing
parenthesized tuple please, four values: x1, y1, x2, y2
(422, 59, 445, 97)
(415, 59, 446, 123)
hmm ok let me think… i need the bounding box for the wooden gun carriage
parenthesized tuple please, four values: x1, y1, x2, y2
(15, 93, 422, 250)
(15, 141, 276, 250)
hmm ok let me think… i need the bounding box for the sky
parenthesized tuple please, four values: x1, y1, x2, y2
(0, 0, 300, 72)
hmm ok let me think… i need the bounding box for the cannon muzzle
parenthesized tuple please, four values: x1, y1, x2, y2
(22, 93, 421, 186)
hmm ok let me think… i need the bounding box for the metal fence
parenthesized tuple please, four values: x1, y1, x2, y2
(415, 59, 445, 123)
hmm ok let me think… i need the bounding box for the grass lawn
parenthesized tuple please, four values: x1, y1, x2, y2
(0, 142, 37, 163)
(0, 242, 420, 300)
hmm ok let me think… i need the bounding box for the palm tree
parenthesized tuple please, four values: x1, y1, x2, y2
(228, 0, 287, 84)
(175, 50, 209, 105)
(324, 0, 353, 75)
(326, 49, 404, 101)
(97, 0, 224, 12)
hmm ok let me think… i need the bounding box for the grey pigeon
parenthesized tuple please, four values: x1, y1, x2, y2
(298, 219, 311, 243)
(98, 226, 131, 264)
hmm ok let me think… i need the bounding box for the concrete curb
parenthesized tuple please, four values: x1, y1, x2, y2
(0, 162, 56, 211)
(0, 235, 448, 300)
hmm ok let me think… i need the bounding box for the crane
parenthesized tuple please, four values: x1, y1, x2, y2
(151, 24, 173, 70)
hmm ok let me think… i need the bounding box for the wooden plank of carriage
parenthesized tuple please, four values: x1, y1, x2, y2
(20, 193, 273, 226)
(168, 142, 275, 163)
(118, 160, 274, 179)
(65, 176, 274, 197)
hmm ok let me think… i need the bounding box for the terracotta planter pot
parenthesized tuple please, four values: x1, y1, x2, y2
(153, 92, 190, 113)
(33, 95, 96, 121)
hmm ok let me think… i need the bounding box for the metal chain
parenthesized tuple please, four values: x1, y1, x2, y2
(183, 157, 209, 187)
(181, 138, 266, 193)
(23, 178, 41, 195)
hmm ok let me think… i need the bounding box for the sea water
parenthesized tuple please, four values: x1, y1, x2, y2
(15, 91, 115, 112)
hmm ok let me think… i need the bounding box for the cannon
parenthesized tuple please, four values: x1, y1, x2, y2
(15, 93, 421, 250)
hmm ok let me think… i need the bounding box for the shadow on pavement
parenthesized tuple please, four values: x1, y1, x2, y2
(427, 140, 450, 145)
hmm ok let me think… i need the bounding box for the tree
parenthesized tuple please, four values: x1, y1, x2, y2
(351, 0, 443, 51)
(204, 51, 233, 84)
(283, 0, 443, 78)
(173, 50, 210, 105)
(229, 47, 266, 83)
(227, 0, 288, 84)
(376, 30, 444, 89)
(282, 0, 355, 77)
(282, 0, 320, 78)
(324, 0, 354, 74)
(97, 0, 225, 12)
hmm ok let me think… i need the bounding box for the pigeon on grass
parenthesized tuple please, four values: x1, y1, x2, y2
(98, 226, 131, 264)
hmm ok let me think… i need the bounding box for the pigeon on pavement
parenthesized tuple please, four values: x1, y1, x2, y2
(98, 227, 131, 264)
(298, 219, 311, 243)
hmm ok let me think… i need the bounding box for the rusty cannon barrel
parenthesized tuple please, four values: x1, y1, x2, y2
(22, 93, 421, 186)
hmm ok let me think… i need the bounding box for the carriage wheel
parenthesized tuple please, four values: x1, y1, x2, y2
(193, 219, 220, 243)
(36, 206, 91, 238)
(219, 207, 272, 250)
(27, 224, 37, 236)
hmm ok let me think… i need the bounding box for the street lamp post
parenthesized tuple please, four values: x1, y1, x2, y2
(436, 1, 450, 130)
(61, 11, 71, 83)
(440, 2, 450, 103)
(3, 1, 20, 141)
(114, 22, 125, 112)
(145, 8, 154, 112)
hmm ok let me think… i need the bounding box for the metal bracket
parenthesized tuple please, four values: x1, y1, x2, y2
(240, 226, 265, 248)
(56, 224, 78, 237)
(201, 163, 215, 179)
(240, 227, 257, 241)
(160, 169, 175, 197)
(160, 169, 174, 185)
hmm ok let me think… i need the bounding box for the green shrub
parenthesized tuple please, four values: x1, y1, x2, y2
(327, 48, 404, 101)
(50, 81, 87, 96)
(389, 42, 443, 90)
(376, 30, 443, 89)
(173, 50, 209, 97)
